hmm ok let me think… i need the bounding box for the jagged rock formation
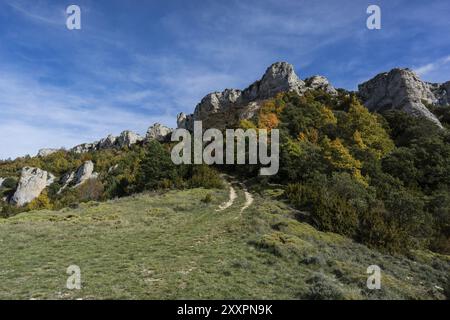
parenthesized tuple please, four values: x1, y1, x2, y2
(71, 130, 144, 154)
(57, 171, 76, 194)
(37, 148, 59, 157)
(10, 167, 55, 207)
(97, 135, 117, 149)
(358, 68, 446, 128)
(304, 75, 338, 95)
(116, 130, 144, 148)
(146, 123, 172, 142)
(74, 161, 98, 187)
(72, 142, 97, 154)
(57, 161, 98, 194)
(430, 81, 450, 106)
(177, 62, 336, 131)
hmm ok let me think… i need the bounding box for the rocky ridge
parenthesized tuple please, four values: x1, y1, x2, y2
(177, 62, 337, 131)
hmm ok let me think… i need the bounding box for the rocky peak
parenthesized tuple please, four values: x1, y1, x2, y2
(358, 68, 443, 128)
(304, 75, 337, 95)
(97, 134, 117, 149)
(243, 62, 306, 100)
(181, 62, 308, 130)
(116, 130, 144, 148)
(146, 123, 173, 142)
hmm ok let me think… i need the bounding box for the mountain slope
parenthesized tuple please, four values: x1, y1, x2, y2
(0, 185, 447, 300)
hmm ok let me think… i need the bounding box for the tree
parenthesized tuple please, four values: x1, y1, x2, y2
(136, 140, 178, 190)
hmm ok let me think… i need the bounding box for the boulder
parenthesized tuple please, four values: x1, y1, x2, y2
(10, 167, 55, 207)
(358, 68, 443, 128)
(146, 123, 173, 142)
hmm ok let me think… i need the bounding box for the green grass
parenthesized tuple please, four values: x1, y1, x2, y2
(0, 186, 448, 300)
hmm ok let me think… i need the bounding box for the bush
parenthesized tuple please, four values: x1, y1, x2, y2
(77, 179, 105, 202)
(285, 183, 358, 237)
(304, 273, 344, 300)
(188, 165, 224, 189)
(201, 193, 213, 204)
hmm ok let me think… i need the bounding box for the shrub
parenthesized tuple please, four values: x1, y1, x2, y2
(188, 165, 224, 189)
(77, 179, 105, 202)
(304, 273, 344, 300)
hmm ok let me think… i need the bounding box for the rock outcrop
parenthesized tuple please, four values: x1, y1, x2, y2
(178, 62, 336, 131)
(358, 68, 444, 128)
(74, 161, 98, 187)
(71, 130, 143, 154)
(97, 135, 117, 149)
(430, 81, 450, 106)
(305, 75, 338, 95)
(10, 167, 55, 206)
(116, 130, 144, 148)
(57, 171, 75, 194)
(0, 178, 5, 187)
(146, 123, 172, 142)
(37, 148, 59, 157)
(72, 142, 97, 154)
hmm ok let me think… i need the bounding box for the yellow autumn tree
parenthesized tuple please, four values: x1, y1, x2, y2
(341, 97, 394, 159)
(322, 137, 367, 185)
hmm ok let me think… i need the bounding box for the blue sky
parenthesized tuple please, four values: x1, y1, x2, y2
(0, 0, 449, 159)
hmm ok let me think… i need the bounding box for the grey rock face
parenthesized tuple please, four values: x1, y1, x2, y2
(431, 81, 450, 106)
(74, 160, 97, 187)
(10, 167, 54, 206)
(305, 75, 337, 95)
(57, 171, 76, 194)
(194, 89, 243, 120)
(116, 130, 143, 148)
(177, 112, 194, 130)
(37, 148, 59, 157)
(244, 62, 306, 100)
(72, 143, 97, 154)
(146, 123, 173, 142)
(0, 178, 5, 187)
(97, 135, 117, 149)
(358, 68, 443, 128)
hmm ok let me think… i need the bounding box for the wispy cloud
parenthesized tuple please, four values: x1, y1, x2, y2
(414, 55, 450, 81)
(0, 0, 449, 159)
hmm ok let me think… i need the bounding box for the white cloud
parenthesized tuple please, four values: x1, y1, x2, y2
(414, 55, 450, 81)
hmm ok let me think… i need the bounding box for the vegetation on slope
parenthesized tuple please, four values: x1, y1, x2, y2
(0, 185, 448, 299)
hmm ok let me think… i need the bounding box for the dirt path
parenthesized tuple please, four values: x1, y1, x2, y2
(216, 176, 254, 213)
(216, 185, 237, 211)
(240, 183, 254, 213)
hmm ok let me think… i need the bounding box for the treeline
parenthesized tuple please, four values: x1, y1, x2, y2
(0, 141, 223, 217)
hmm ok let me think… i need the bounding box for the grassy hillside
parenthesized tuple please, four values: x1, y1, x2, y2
(0, 183, 448, 300)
